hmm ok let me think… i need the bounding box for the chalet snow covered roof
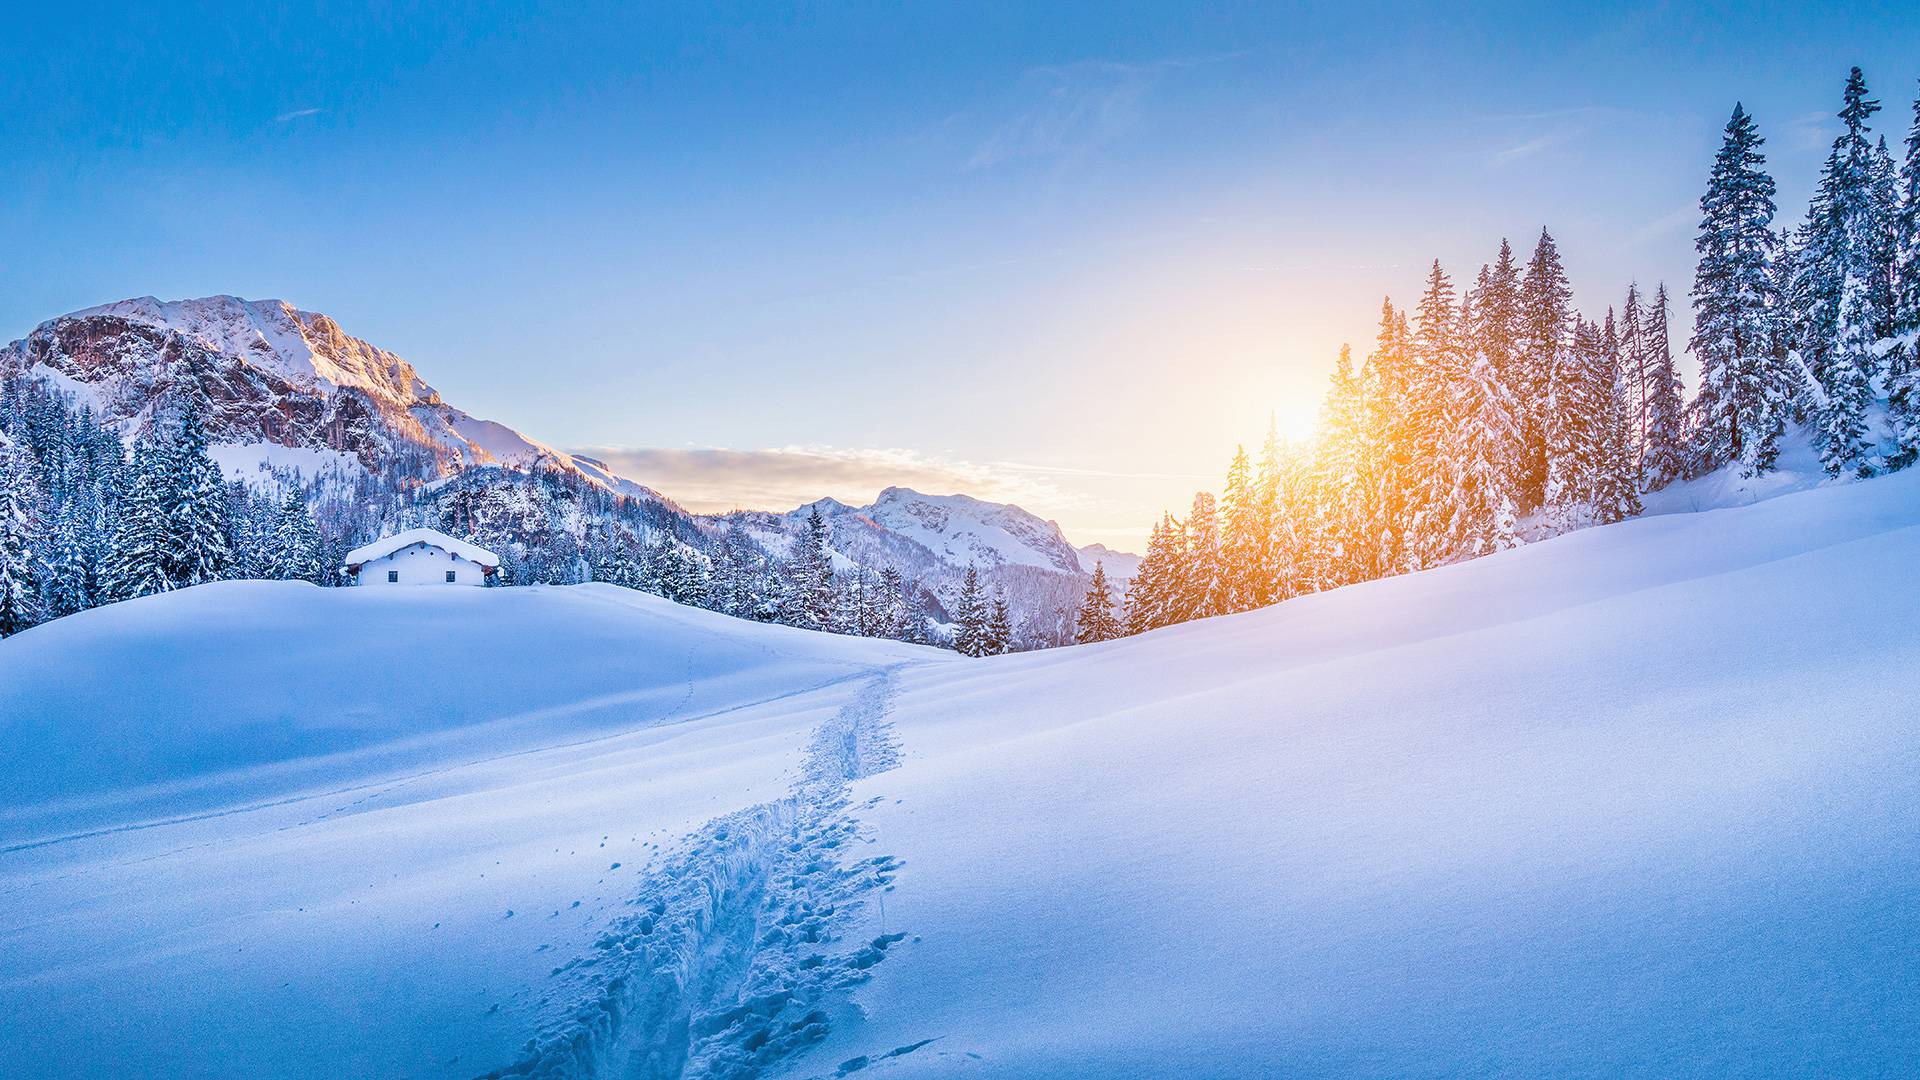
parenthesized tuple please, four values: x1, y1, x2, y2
(343, 527, 499, 569)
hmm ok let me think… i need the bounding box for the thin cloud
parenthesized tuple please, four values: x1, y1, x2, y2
(1484, 104, 1641, 167)
(964, 52, 1246, 171)
(571, 444, 1084, 516)
(1491, 131, 1579, 165)
(275, 107, 325, 123)
(1781, 109, 1836, 152)
(966, 62, 1153, 170)
(1625, 203, 1699, 248)
(1485, 105, 1641, 124)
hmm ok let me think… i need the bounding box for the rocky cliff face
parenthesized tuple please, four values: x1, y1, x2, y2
(0, 295, 615, 486)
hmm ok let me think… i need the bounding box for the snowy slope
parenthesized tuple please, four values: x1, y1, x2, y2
(775, 466, 1920, 1078)
(0, 585, 938, 1078)
(4, 470, 1920, 1076)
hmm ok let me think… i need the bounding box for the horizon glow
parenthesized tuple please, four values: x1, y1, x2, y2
(4, 2, 1918, 549)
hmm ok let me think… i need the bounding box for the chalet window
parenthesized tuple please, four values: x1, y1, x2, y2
(388, 570, 399, 583)
(446, 571, 457, 583)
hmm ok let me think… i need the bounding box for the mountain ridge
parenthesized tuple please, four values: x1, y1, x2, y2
(1, 295, 1130, 636)
(0, 295, 1131, 548)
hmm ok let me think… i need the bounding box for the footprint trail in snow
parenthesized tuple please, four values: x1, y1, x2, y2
(483, 668, 910, 1080)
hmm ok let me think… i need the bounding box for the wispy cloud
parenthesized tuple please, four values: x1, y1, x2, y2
(1491, 132, 1573, 165)
(1485, 105, 1640, 124)
(275, 107, 325, 123)
(1484, 104, 1638, 168)
(963, 53, 1244, 171)
(966, 62, 1152, 170)
(1780, 109, 1836, 152)
(1624, 203, 1699, 248)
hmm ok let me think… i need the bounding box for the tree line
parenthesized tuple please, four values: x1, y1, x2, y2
(7, 67, 1919, 651)
(1075, 66, 1920, 645)
(0, 379, 951, 645)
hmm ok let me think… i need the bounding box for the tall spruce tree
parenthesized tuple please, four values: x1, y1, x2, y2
(1891, 84, 1920, 460)
(1310, 345, 1368, 589)
(1175, 490, 1225, 621)
(1518, 229, 1574, 510)
(1795, 69, 1899, 475)
(952, 564, 988, 656)
(1124, 515, 1177, 635)
(1440, 342, 1522, 558)
(900, 581, 934, 645)
(876, 565, 906, 639)
(1409, 261, 1465, 568)
(1360, 301, 1417, 575)
(167, 395, 232, 586)
(1690, 103, 1791, 476)
(0, 442, 44, 637)
(1618, 284, 1647, 467)
(105, 431, 176, 600)
(1472, 240, 1525, 392)
(1217, 445, 1261, 613)
(271, 489, 326, 583)
(1545, 317, 1606, 530)
(1250, 419, 1297, 605)
(788, 505, 836, 630)
(1074, 562, 1122, 643)
(1594, 312, 1645, 523)
(1639, 283, 1689, 488)
(984, 586, 1014, 655)
(41, 503, 84, 618)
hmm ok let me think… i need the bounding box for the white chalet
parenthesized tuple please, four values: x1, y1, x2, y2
(343, 528, 500, 586)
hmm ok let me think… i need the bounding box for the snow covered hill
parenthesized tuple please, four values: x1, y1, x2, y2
(0, 294, 672, 503)
(0, 584, 938, 1078)
(3, 469, 1918, 1076)
(810, 466, 1920, 1078)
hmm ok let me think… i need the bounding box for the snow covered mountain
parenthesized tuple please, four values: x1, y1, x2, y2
(1074, 541, 1141, 581)
(722, 488, 1091, 576)
(0, 295, 671, 503)
(0, 295, 1124, 635)
(716, 486, 1109, 640)
(4, 466, 1917, 1076)
(850, 487, 1087, 574)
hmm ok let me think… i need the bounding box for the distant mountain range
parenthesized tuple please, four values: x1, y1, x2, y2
(729, 488, 1086, 574)
(0, 295, 1132, 626)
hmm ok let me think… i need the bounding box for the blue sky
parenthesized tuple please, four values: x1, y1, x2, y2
(5, 2, 1918, 546)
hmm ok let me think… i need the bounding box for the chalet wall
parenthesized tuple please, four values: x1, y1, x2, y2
(353, 543, 488, 586)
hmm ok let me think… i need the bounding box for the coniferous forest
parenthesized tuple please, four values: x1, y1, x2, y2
(1091, 67, 1920, 642)
(5, 68, 1920, 653)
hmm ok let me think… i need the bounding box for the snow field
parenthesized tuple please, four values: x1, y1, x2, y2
(3, 468, 1919, 1077)
(773, 467, 1920, 1077)
(0, 586, 935, 1078)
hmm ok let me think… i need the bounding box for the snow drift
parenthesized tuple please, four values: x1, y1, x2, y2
(3, 469, 1919, 1077)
